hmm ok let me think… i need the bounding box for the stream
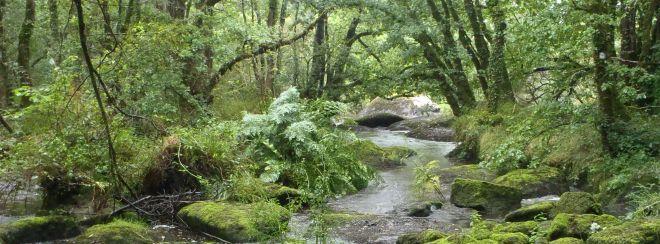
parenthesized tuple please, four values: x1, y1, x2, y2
(288, 128, 474, 243)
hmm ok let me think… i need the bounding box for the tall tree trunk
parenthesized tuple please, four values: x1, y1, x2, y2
(638, 0, 659, 69)
(119, 0, 136, 33)
(168, 0, 186, 19)
(487, 0, 514, 106)
(326, 15, 361, 100)
(619, 2, 638, 62)
(264, 0, 279, 99)
(48, 0, 60, 64)
(306, 13, 328, 99)
(427, 0, 475, 108)
(443, 0, 489, 98)
(463, 0, 490, 72)
(0, 0, 8, 107)
(591, 0, 622, 154)
(17, 0, 36, 107)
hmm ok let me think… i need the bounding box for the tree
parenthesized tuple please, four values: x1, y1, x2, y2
(17, 0, 36, 107)
(487, 0, 514, 106)
(0, 0, 7, 107)
(305, 12, 328, 99)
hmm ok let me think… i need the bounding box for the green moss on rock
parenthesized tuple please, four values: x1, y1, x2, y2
(358, 140, 416, 170)
(177, 201, 290, 243)
(74, 219, 153, 244)
(550, 237, 584, 244)
(433, 165, 497, 185)
(450, 178, 523, 215)
(505, 201, 557, 222)
(551, 192, 602, 218)
(586, 219, 660, 244)
(490, 232, 529, 244)
(0, 215, 80, 243)
(396, 229, 446, 244)
(494, 167, 568, 198)
(547, 213, 621, 240)
(494, 221, 539, 236)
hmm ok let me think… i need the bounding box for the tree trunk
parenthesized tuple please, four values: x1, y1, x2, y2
(416, 33, 462, 116)
(17, 0, 35, 107)
(463, 0, 490, 71)
(487, 0, 514, 106)
(264, 0, 279, 99)
(305, 13, 328, 99)
(0, 0, 8, 107)
(48, 0, 60, 63)
(325, 15, 362, 100)
(168, 0, 186, 20)
(591, 0, 622, 154)
(427, 0, 475, 108)
(119, 0, 136, 33)
(443, 0, 489, 98)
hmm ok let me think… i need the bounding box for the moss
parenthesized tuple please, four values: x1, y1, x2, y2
(551, 192, 602, 218)
(358, 140, 416, 170)
(547, 213, 621, 240)
(0, 215, 80, 243)
(433, 164, 497, 185)
(494, 221, 539, 235)
(450, 178, 523, 215)
(396, 229, 447, 244)
(586, 219, 660, 244)
(550, 237, 584, 244)
(74, 219, 153, 244)
(177, 201, 290, 243)
(494, 167, 568, 198)
(505, 201, 557, 222)
(490, 232, 529, 244)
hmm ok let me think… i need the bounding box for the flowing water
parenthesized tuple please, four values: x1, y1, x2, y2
(289, 129, 474, 243)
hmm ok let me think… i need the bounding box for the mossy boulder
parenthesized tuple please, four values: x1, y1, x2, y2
(432, 164, 497, 185)
(550, 237, 584, 244)
(264, 183, 303, 205)
(586, 219, 660, 244)
(73, 219, 153, 244)
(358, 140, 416, 170)
(404, 202, 433, 217)
(396, 229, 446, 244)
(177, 201, 290, 243)
(490, 232, 529, 244)
(0, 215, 80, 243)
(450, 178, 523, 215)
(505, 201, 557, 222)
(494, 167, 568, 198)
(494, 221, 539, 236)
(547, 213, 621, 240)
(551, 192, 602, 218)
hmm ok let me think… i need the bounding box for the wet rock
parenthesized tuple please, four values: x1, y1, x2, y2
(547, 213, 621, 240)
(358, 96, 440, 121)
(586, 219, 660, 244)
(505, 201, 557, 222)
(405, 203, 432, 217)
(494, 167, 568, 198)
(551, 192, 602, 218)
(551, 237, 584, 244)
(396, 229, 446, 244)
(0, 215, 80, 243)
(439, 220, 533, 243)
(177, 201, 290, 243)
(330, 215, 461, 243)
(388, 116, 452, 131)
(73, 219, 154, 244)
(432, 164, 497, 185)
(450, 178, 523, 216)
(358, 140, 416, 170)
(356, 113, 406, 127)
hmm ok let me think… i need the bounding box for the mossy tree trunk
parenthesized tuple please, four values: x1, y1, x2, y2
(17, 0, 36, 107)
(416, 33, 462, 116)
(305, 12, 328, 99)
(427, 0, 476, 109)
(487, 0, 514, 107)
(0, 0, 8, 107)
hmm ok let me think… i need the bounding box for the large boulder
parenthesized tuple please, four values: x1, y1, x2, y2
(396, 229, 446, 244)
(505, 201, 557, 222)
(432, 164, 497, 185)
(0, 215, 80, 243)
(387, 116, 455, 142)
(73, 219, 154, 244)
(357, 140, 416, 170)
(547, 213, 621, 240)
(177, 201, 290, 243)
(551, 192, 602, 218)
(494, 167, 568, 198)
(586, 219, 660, 244)
(450, 178, 523, 216)
(356, 97, 440, 127)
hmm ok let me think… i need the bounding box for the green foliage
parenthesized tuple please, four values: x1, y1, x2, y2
(626, 184, 660, 219)
(239, 87, 375, 199)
